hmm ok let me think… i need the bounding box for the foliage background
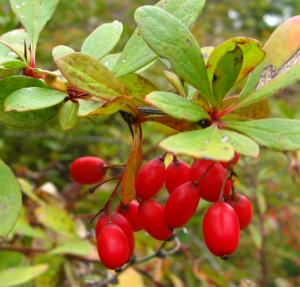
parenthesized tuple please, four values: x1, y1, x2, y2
(1, 0, 300, 286)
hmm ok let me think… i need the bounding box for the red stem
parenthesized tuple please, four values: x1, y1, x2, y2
(216, 103, 236, 119)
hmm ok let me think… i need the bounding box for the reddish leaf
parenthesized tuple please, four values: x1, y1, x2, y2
(121, 125, 142, 203)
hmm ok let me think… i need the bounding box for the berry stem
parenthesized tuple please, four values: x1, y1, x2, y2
(230, 177, 239, 201)
(104, 163, 126, 169)
(89, 176, 121, 194)
(103, 176, 123, 215)
(218, 169, 231, 202)
(195, 161, 215, 185)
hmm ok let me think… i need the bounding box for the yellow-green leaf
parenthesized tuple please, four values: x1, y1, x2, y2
(56, 53, 127, 100)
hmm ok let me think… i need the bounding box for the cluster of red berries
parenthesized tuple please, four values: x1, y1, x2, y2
(70, 152, 253, 270)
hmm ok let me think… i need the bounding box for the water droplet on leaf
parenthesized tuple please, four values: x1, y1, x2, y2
(221, 135, 230, 143)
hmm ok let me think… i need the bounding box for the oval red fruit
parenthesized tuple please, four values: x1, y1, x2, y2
(202, 202, 240, 257)
(97, 223, 129, 269)
(165, 159, 191, 193)
(190, 159, 230, 202)
(135, 157, 165, 199)
(70, 156, 106, 184)
(227, 194, 253, 230)
(118, 200, 143, 231)
(165, 182, 200, 228)
(95, 212, 134, 257)
(221, 152, 240, 168)
(139, 200, 173, 241)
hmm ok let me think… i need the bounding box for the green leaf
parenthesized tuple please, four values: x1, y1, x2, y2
(256, 190, 267, 214)
(201, 46, 214, 65)
(146, 92, 208, 122)
(85, 97, 128, 117)
(5, 87, 65, 112)
(0, 40, 26, 62)
(9, 0, 59, 54)
(58, 101, 79, 131)
(0, 68, 14, 78)
(0, 29, 28, 59)
(0, 29, 28, 46)
(0, 76, 59, 128)
(240, 16, 300, 99)
(211, 46, 243, 106)
(163, 70, 185, 97)
(135, 6, 212, 103)
(52, 45, 75, 61)
(34, 255, 64, 287)
(0, 159, 21, 237)
(226, 118, 300, 151)
(77, 100, 102, 117)
(56, 53, 127, 100)
(0, 252, 26, 272)
(207, 38, 264, 85)
(160, 126, 259, 160)
(206, 38, 265, 107)
(118, 73, 157, 104)
(160, 126, 234, 161)
(12, 208, 46, 239)
(49, 240, 94, 256)
(249, 225, 262, 249)
(0, 57, 27, 69)
(113, 0, 206, 77)
(0, 265, 48, 287)
(18, 178, 44, 205)
(34, 205, 78, 239)
(217, 129, 260, 157)
(81, 21, 123, 60)
(101, 53, 121, 71)
(237, 64, 300, 108)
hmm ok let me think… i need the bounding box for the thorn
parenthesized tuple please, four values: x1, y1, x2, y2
(120, 111, 136, 138)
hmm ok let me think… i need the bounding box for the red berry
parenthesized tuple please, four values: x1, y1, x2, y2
(97, 223, 129, 269)
(118, 200, 144, 232)
(202, 202, 240, 257)
(190, 159, 230, 202)
(165, 159, 191, 193)
(227, 194, 253, 230)
(221, 152, 240, 168)
(135, 157, 165, 200)
(70, 156, 106, 184)
(165, 182, 200, 228)
(139, 200, 173, 241)
(95, 212, 134, 257)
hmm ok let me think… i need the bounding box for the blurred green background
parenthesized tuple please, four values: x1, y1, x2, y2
(1, 1, 300, 286)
